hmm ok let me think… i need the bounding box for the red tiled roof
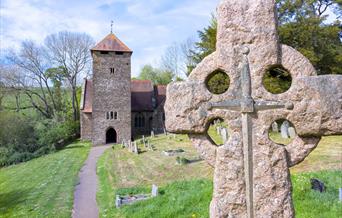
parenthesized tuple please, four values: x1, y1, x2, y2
(131, 80, 154, 111)
(82, 79, 93, 113)
(91, 33, 132, 53)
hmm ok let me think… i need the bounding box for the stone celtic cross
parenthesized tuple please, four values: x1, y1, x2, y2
(165, 0, 342, 217)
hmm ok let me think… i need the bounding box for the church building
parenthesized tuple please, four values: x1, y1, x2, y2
(80, 33, 166, 145)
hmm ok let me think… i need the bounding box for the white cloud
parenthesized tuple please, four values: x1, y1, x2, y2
(0, 0, 220, 76)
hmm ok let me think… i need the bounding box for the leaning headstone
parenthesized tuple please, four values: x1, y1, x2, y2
(133, 142, 139, 154)
(115, 195, 122, 208)
(128, 140, 132, 152)
(281, 121, 290, 138)
(142, 135, 147, 147)
(271, 122, 279, 132)
(220, 128, 228, 143)
(164, 0, 342, 217)
(151, 184, 158, 197)
(151, 130, 154, 138)
(288, 127, 296, 138)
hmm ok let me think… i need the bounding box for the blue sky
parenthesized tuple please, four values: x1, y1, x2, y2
(0, 0, 220, 77)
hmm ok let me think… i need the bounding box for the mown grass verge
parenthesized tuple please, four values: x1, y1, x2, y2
(0, 140, 91, 218)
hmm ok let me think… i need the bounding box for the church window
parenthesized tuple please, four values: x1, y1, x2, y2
(110, 68, 115, 74)
(106, 112, 109, 120)
(114, 112, 118, 120)
(101, 51, 109, 54)
(134, 116, 139, 128)
(116, 52, 124, 55)
(135, 114, 145, 128)
(110, 111, 114, 119)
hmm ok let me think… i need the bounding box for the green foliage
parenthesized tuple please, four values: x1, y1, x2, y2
(206, 70, 230, 94)
(45, 66, 66, 113)
(279, 18, 342, 75)
(263, 66, 292, 94)
(0, 111, 80, 166)
(138, 65, 174, 85)
(36, 120, 80, 150)
(0, 141, 91, 217)
(189, 15, 217, 70)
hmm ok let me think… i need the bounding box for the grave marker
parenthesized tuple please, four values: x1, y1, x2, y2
(271, 122, 279, 132)
(281, 121, 290, 138)
(288, 127, 296, 139)
(220, 127, 228, 143)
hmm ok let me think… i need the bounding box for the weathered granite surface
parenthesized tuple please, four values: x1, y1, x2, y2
(164, 0, 342, 217)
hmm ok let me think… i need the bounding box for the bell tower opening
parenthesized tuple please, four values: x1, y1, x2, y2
(106, 128, 117, 144)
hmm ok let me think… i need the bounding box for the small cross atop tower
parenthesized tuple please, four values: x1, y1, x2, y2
(111, 20, 114, 33)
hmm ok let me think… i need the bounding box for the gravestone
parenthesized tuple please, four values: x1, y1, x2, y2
(288, 127, 296, 139)
(142, 135, 147, 148)
(281, 120, 290, 138)
(164, 0, 342, 217)
(151, 130, 154, 138)
(133, 141, 138, 154)
(152, 184, 158, 197)
(220, 128, 228, 143)
(271, 122, 279, 132)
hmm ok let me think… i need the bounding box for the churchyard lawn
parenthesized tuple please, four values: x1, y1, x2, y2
(0, 140, 91, 218)
(97, 134, 342, 218)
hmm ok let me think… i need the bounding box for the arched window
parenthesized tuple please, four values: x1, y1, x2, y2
(114, 112, 118, 120)
(135, 114, 145, 128)
(110, 112, 114, 119)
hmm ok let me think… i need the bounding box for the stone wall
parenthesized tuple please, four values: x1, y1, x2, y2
(92, 51, 132, 145)
(80, 113, 92, 140)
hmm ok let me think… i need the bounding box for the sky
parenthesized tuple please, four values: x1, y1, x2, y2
(0, 0, 220, 77)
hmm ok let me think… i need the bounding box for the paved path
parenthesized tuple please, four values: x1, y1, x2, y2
(72, 145, 110, 218)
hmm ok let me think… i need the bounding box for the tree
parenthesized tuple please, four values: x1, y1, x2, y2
(187, 15, 217, 75)
(188, 1, 341, 75)
(5, 41, 57, 118)
(277, 0, 342, 74)
(45, 31, 94, 121)
(45, 67, 66, 116)
(137, 65, 174, 85)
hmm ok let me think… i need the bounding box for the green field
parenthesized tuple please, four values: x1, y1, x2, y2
(0, 141, 90, 218)
(97, 134, 342, 218)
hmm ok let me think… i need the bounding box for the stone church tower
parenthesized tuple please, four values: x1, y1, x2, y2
(80, 32, 167, 145)
(90, 33, 132, 145)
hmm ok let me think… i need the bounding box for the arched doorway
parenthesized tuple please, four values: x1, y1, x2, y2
(106, 128, 117, 144)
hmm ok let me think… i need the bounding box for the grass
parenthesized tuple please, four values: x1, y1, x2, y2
(97, 134, 342, 218)
(291, 135, 342, 173)
(292, 170, 342, 218)
(0, 140, 91, 218)
(97, 134, 212, 218)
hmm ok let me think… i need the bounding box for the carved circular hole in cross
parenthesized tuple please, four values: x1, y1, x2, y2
(207, 118, 230, 146)
(205, 69, 230, 95)
(263, 65, 292, 94)
(269, 119, 296, 145)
